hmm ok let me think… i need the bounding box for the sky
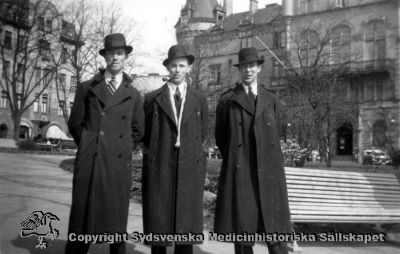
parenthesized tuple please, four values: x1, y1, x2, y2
(104, 0, 282, 74)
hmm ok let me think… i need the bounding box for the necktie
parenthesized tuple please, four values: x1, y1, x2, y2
(248, 85, 256, 106)
(107, 75, 117, 95)
(174, 86, 182, 120)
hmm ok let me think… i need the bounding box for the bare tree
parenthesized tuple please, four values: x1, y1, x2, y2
(0, 0, 63, 140)
(281, 24, 362, 166)
(52, 0, 143, 125)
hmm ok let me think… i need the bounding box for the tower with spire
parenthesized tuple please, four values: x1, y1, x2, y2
(175, 0, 233, 45)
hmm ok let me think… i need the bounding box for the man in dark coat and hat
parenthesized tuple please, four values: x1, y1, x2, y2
(142, 45, 208, 254)
(65, 33, 145, 254)
(214, 47, 292, 254)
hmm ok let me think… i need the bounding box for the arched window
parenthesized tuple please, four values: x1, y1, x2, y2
(299, 29, 318, 66)
(365, 20, 385, 61)
(330, 25, 351, 64)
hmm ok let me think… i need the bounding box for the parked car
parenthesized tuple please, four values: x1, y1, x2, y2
(361, 148, 391, 165)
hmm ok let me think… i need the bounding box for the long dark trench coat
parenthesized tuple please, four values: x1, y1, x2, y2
(67, 71, 144, 235)
(214, 84, 292, 241)
(142, 84, 208, 245)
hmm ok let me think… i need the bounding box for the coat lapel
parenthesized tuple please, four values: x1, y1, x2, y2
(155, 84, 176, 125)
(181, 87, 197, 126)
(230, 84, 255, 116)
(89, 73, 108, 107)
(255, 85, 270, 119)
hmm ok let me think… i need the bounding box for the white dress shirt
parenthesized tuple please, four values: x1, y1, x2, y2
(104, 71, 123, 90)
(242, 82, 258, 96)
(168, 82, 187, 147)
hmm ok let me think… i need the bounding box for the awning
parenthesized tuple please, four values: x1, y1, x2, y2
(43, 125, 72, 140)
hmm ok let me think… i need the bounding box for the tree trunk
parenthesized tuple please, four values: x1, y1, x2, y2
(12, 113, 22, 141)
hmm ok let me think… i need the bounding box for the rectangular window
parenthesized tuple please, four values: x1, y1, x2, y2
(33, 94, 39, 112)
(16, 93, 22, 108)
(43, 69, 52, 86)
(299, 0, 314, 14)
(45, 19, 52, 33)
(17, 35, 27, 53)
(17, 64, 24, 81)
(35, 68, 41, 86)
(70, 76, 77, 92)
(273, 32, 285, 49)
(365, 81, 374, 101)
(58, 101, 65, 116)
(209, 64, 222, 84)
(0, 91, 7, 109)
(39, 17, 45, 31)
(61, 47, 68, 63)
(241, 37, 252, 48)
(41, 94, 48, 113)
(335, 0, 344, 8)
(58, 73, 66, 88)
(4, 31, 12, 49)
(272, 59, 281, 78)
(376, 82, 383, 101)
(2, 61, 10, 79)
(69, 100, 74, 114)
(38, 40, 51, 61)
(208, 94, 217, 112)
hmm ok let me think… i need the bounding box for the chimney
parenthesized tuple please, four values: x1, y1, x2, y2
(250, 0, 258, 15)
(224, 0, 233, 16)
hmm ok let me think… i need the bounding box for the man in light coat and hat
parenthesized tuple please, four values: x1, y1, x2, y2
(142, 45, 208, 254)
(65, 33, 144, 254)
(214, 47, 292, 254)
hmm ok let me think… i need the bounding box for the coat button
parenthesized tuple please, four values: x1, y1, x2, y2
(119, 134, 123, 138)
(118, 154, 122, 158)
(101, 112, 106, 116)
(99, 131, 104, 136)
(126, 163, 130, 167)
(267, 122, 271, 126)
(154, 137, 159, 141)
(238, 144, 242, 148)
(197, 158, 201, 163)
(122, 116, 126, 120)
(195, 135, 199, 140)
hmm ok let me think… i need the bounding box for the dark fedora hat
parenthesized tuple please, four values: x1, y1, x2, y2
(163, 45, 195, 67)
(99, 33, 133, 56)
(234, 47, 264, 67)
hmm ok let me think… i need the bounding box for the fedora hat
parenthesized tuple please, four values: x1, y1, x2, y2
(163, 45, 195, 67)
(99, 33, 133, 56)
(234, 47, 264, 67)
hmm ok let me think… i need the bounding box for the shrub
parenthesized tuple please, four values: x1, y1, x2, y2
(17, 139, 37, 151)
(280, 139, 309, 167)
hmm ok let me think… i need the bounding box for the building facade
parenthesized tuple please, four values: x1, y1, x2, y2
(175, 0, 400, 157)
(0, 0, 77, 140)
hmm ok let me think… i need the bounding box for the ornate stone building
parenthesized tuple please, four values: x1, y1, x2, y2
(175, 0, 400, 157)
(0, 0, 77, 139)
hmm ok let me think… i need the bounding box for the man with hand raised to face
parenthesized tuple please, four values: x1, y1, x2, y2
(214, 47, 292, 254)
(142, 45, 208, 254)
(65, 33, 144, 254)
